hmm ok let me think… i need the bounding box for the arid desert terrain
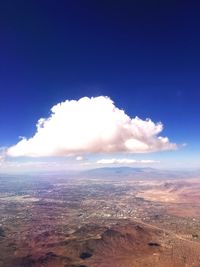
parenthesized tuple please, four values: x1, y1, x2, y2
(1, 168, 200, 267)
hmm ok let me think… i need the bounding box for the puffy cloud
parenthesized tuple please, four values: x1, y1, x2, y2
(7, 96, 177, 157)
(97, 158, 159, 164)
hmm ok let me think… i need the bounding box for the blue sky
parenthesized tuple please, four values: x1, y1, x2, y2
(0, 1, 200, 172)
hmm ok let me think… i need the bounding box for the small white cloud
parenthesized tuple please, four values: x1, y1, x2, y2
(7, 96, 177, 157)
(0, 147, 7, 165)
(97, 158, 159, 164)
(0, 156, 4, 166)
(76, 156, 83, 161)
(140, 160, 159, 163)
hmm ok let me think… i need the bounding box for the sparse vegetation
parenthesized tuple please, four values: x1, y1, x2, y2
(0, 173, 200, 266)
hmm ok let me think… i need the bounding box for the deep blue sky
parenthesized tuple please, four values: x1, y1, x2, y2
(0, 0, 200, 170)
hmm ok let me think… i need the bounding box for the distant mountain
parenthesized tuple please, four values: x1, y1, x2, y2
(82, 167, 200, 180)
(83, 167, 156, 177)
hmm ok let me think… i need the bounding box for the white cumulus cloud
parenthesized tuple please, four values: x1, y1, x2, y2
(7, 96, 177, 157)
(97, 158, 159, 164)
